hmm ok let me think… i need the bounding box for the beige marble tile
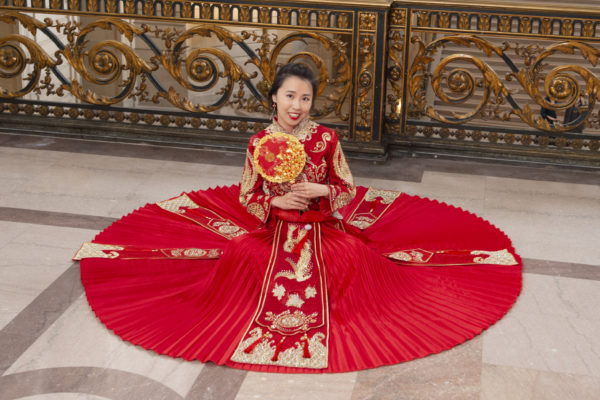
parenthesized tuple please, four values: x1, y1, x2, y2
(5, 296, 204, 397)
(52, 151, 168, 173)
(482, 177, 600, 265)
(1, 163, 148, 217)
(0, 147, 66, 198)
(351, 337, 482, 400)
(0, 190, 118, 217)
(481, 364, 600, 400)
(6, 394, 112, 400)
(235, 371, 357, 400)
(511, 273, 600, 320)
(483, 273, 600, 377)
(0, 223, 96, 330)
(0, 221, 28, 249)
(154, 159, 243, 180)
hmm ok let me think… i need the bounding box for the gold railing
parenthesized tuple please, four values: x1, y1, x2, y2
(1, 0, 599, 164)
(387, 1, 600, 163)
(0, 0, 389, 154)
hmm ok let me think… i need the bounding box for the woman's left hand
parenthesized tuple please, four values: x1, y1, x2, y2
(290, 182, 329, 199)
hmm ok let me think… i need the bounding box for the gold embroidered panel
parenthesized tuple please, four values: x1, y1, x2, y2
(157, 194, 248, 239)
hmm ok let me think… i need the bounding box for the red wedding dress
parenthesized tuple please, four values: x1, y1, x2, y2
(75, 119, 522, 373)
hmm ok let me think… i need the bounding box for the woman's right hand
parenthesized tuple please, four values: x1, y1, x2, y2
(271, 192, 309, 211)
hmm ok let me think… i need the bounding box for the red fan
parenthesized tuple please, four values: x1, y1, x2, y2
(253, 132, 306, 183)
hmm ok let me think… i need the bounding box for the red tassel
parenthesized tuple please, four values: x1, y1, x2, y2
(271, 337, 286, 361)
(244, 332, 269, 354)
(302, 334, 311, 358)
(292, 230, 309, 255)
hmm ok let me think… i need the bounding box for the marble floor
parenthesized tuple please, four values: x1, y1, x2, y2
(0, 132, 599, 400)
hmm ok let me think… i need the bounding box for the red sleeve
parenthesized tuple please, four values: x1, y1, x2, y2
(324, 131, 356, 213)
(239, 137, 273, 224)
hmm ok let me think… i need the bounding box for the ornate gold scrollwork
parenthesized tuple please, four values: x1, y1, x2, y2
(60, 18, 156, 105)
(407, 34, 600, 133)
(355, 33, 375, 140)
(512, 41, 600, 132)
(0, 11, 352, 120)
(0, 12, 59, 98)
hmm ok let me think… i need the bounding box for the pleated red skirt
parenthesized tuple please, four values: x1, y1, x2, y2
(80, 185, 522, 373)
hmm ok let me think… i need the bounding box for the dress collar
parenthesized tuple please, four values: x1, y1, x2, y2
(268, 117, 315, 141)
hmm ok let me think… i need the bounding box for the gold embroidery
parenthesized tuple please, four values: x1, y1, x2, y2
(171, 248, 204, 257)
(332, 191, 353, 211)
(329, 140, 356, 211)
(232, 221, 329, 369)
(285, 293, 305, 308)
(346, 187, 401, 230)
(230, 328, 328, 369)
(364, 188, 401, 204)
(265, 119, 318, 142)
(348, 216, 375, 230)
(388, 249, 434, 263)
(305, 286, 317, 299)
(157, 194, 247, 239)
(472, 249, 518, 265)
(212, 221, 245, 237)
(303, 159, 328, 184)
(332, 141, 354, 189)
(247, 202, 266, 222)
(73, 242, 123, 260)
(312, 132, 331, 153)
(275, 241, 313, 282)
(265, 310, 318, 333)
(240, 150, 258, 204)
(156, 193, 199, 214)
(283, 224, 308, 253)
(272, 283, 286, 301)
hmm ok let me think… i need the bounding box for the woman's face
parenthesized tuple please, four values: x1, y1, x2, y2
(272, 75, 313, 133)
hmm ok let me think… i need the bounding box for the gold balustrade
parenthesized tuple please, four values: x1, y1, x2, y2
(0, 0, 599, 164)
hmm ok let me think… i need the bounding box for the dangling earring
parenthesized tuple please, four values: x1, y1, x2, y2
(272, 102, 277, 118)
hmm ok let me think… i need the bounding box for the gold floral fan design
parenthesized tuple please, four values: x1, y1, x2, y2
(253, 132, 306, 183)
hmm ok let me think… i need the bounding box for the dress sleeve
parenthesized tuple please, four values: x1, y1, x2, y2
(239, 141, 273, 224)
(325, 131, 356, 213)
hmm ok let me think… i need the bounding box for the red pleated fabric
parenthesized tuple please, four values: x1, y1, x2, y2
(80, 185, 522, 373)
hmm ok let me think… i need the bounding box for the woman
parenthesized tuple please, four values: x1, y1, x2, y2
(76, 63, 522, 373)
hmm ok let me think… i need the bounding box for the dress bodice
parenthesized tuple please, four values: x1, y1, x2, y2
(239, 119, 355, 223)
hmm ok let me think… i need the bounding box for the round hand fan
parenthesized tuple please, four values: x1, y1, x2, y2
(253, 132, 306, 183)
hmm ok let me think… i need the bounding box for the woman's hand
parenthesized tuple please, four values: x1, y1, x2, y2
(290, 182, 329, 199)
(271, 192, 310, 211)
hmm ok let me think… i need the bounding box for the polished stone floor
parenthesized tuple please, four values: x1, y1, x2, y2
(0, 132, 599, 400)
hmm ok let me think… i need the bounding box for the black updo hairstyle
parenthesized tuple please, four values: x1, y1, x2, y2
(268, 63, 318, 108)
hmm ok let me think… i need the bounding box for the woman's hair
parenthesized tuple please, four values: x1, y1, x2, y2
(268, 63, 318, 108)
